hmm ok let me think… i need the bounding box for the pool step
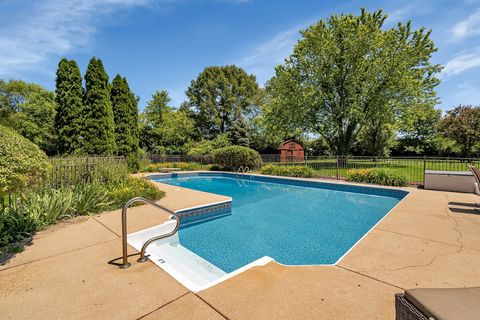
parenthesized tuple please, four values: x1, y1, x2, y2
(127, 221, 226, 291)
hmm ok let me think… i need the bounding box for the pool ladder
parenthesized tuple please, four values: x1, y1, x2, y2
(236, 166, 250, 187)
(119, 197, 180, 269)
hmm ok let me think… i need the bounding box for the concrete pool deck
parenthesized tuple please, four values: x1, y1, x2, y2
(1, 175, 479, 319)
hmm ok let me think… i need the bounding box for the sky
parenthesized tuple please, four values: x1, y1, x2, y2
(1, 0, 480, 112)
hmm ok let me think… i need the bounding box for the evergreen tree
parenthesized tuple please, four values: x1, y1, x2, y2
(111, 74, 139, 170)
(82, 57, 116, 155)
(54, 58, 83, 154)
(228, 117, 250, 146)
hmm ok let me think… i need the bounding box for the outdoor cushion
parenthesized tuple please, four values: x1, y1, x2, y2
(405, 287, 480, 320)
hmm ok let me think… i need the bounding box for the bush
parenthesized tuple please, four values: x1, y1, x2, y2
(345, 168, 408, 187)
(260, 164, 315, 178)
(141, 162, 202, 172)
(212, 146, 262, 171)
(104, 177, 164, 210)
(0, 125, 50, 195)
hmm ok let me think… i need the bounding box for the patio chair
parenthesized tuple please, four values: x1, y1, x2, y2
(468, 165, 480, 195)
(395, 287, 480, 320)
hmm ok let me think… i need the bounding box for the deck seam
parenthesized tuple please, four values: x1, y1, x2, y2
(91, 215, 122, 238)
(135, 292, 191, 320)
(336, 265, 405, 290)
(194, 293, 231, 320)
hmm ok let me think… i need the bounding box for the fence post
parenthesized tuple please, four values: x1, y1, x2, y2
(423, 156, 427, 186)
(336, 155, 339, 180)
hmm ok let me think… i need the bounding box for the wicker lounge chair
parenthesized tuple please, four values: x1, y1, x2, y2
(395, 287, 480, 320)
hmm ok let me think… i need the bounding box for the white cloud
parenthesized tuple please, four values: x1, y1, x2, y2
(238, 24, 305, 86)
(451, 9, 480, 39)
(441, 48, 480, 77)
(0, 0, 157, 77)
(385, 4, 417, 25)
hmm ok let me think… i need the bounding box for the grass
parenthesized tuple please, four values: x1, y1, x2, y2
(270, 158, 479, 185)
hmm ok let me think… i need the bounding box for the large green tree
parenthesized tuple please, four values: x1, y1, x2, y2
(439, 105, 480, 157)
(82, 57, 116, 155)
(185, 65, 260, 139)
(54, 58, 84, 155)
(265, 9, 441, 155)
(140, 90, 194, 154)
(0, 80, 56, 154)
(111, 75, 139, 170)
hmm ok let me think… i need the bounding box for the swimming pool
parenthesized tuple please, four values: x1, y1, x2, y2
(151, 173, 408, 273)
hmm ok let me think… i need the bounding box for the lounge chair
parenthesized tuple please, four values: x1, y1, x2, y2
(468, 165, 480, 195)
(395, 287, 480, 320)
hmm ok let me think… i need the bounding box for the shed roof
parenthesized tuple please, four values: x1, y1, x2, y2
(278, 139, 304, 150)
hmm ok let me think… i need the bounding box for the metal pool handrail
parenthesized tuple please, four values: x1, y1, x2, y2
(119, 197, 180, 269)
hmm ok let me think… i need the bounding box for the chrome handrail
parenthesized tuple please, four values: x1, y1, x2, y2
(119, 196, 180, 269)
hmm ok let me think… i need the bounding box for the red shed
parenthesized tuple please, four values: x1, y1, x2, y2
(278, 139, 305, 162)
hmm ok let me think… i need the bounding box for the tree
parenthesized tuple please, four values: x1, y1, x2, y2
(228, 117, 250, 146)
(54, 58, 84, 155)
(82, 57, 116, 155)
(0, 80, 56, 154)
(186, 65, 260, 138)
(111, 75, 139, 170)
(357, 121, 397, 156)
(396, 102, 441, 155)
(140, 90, 194, 154)
(265, 9, 441, 156)
(0, 125, 50, 195)
(439, 105, 480, 157)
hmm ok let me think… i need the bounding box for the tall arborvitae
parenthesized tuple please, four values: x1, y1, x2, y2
(54, 58, 83, 154)
(111, 75, 139, 171)
(82, 57, 116, 155)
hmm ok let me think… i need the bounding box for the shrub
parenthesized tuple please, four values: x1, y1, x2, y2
(141, 162, 202, 172)
(212, 146, 262, 171)
(0, 125, 50, 195)
(345, 168, 408, 187)
(104, 177, 164, 210)
(260, 164, 315, 178)
(207, 164, 225, 171)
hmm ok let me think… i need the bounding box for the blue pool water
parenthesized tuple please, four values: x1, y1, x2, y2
(152, 174, 407, 273)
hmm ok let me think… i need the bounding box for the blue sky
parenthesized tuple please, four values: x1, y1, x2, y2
(1, 0, 480, 111)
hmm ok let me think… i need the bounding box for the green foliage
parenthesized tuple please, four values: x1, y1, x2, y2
(212, 146, 262, 171)
(141, 162, 202, 172)
(396, 103, 442, 155)
(111, 75, 140, 171)
(0, 80, 57, 154)
(0, 125, 50, 195)
(345, 168, 408, 187)
(265, 9, 441, 155)
(260, 164, 314, 178)
(104, 177, 164, 210)
(83, 57, 116, 155)
(186, 134, 230, 156)
(186, 65, 260, 139)
(228, 117, 250, 146)
(54, 59, 84, 155)
(20, 188, 75, 227)
(140, 90, 194, 154)
(439, 105, 480, 157)
(71, 183, 112, 215)
(357, 122, 397, 156)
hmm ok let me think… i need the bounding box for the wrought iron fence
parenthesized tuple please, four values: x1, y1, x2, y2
(263, 155, 480, 186)
(48, 156, 126, 189)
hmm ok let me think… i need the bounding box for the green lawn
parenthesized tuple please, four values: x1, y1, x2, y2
(271, 158, 479, 185)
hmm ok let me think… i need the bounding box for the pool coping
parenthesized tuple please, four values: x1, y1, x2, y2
(142, 171, 411, 283)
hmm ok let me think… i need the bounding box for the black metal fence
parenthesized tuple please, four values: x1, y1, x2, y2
(48, 156, 126, 188)
(142, 153, 480, 186)
(1, 156, 126, 213)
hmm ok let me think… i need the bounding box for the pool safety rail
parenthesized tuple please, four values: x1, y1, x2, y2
(236, 166, 250, 179)
(119, 197, 180, 269)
